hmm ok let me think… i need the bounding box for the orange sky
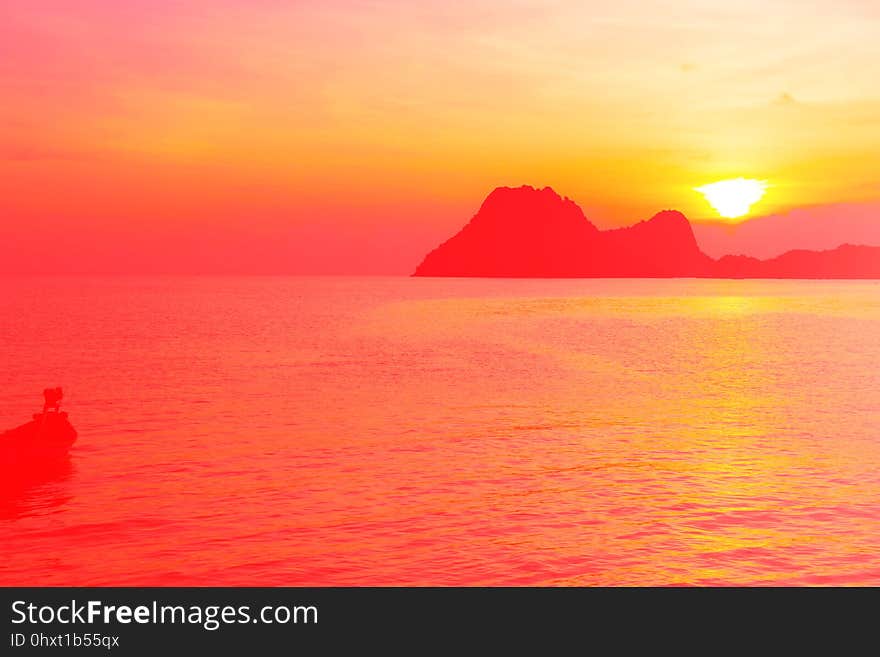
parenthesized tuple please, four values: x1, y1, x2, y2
(2, 1, 879, 272)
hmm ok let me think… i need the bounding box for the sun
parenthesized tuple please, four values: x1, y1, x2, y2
(695, 178, 767, 220)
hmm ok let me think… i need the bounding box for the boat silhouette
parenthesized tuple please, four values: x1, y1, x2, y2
(1, 388, 77, 465)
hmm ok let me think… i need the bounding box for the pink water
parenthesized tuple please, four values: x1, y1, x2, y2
(1, 276, 880, 585)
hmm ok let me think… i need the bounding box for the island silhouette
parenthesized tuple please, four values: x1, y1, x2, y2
(414, 186, 880, 278)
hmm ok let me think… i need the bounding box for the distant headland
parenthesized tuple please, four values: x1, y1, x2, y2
(413, 186, 880, 279)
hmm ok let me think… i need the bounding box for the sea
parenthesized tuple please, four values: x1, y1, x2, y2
(1, 276, 879, 585)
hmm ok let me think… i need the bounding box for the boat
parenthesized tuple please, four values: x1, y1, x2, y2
(1, 388, 77, 464)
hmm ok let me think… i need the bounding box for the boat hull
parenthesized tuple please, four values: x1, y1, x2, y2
(1, 413, 77, 465)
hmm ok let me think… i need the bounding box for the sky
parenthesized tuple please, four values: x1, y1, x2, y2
(1, 0, 879, 273)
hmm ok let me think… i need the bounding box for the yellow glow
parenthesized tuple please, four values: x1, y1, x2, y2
(695, 178, 768, 219)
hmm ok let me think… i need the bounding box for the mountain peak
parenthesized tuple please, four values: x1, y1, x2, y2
(477, 185, 596, 231)
(414, 187, 701, 277)
(642, 209, 699, 246)
(413, 185, 598, 277)
(413, 185, 880, 278)
(484, 184, 560, 200)
(646, 210, 688, 225)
